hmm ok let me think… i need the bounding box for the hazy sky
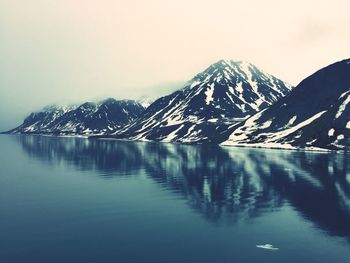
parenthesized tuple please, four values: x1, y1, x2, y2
(1, 0, 349, 131)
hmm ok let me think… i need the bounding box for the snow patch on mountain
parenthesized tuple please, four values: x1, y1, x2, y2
(8, 99, 145, 135)
(112, 59, 292, 143)
(336, 92, 350, 119)
(205, 84, 215, 105)
(222, 58, 350, 151)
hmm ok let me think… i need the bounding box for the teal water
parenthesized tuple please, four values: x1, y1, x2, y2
(0, 135, 350, 263)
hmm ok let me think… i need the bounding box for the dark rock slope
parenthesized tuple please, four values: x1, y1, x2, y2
(222, 59, 350, 150)
(7, 98, 145, 135)
(113, 60, 291, 142)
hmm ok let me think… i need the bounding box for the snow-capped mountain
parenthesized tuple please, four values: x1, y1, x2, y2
(113, 60, 292, 142)
(10, 104, 78, 133)
(8, 98, 145, 135)
(137, 96, 154, 109)
(222, 59, 350, 151)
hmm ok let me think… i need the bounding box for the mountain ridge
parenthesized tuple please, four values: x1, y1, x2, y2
(111, 59, 292, 142)
(222, 58, 350, 150)
(7, 98, 145, 135)
(6, 58, 350, 151)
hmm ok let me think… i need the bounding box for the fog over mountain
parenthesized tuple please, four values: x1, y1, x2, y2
(1, 0, 350, 131)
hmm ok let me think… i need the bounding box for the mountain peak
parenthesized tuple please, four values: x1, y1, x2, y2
(192, 59, 282, 85)
(211, 59, 252, 66)
(223, 58, 350, 150)
(113, 60, 291, 143)
(203, 59, 252, 73)
(186, 59, 292, 112)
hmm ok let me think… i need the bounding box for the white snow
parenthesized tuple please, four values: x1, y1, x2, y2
(223, 111, 327, 148)
(239, 61, 267, 110)
(337, 134, 344, 140)
(181, 127, 204, 143)
(83, 128, 92, 133)
(236, 82, 243, 94)
(227, 82, 256, 111)
(190, 80, 201, 88)
(328, 128, 335, 137)
(261, 120, 272, 129)
(181, 125, 197, 140)
(346, 121, 350, 129)
(336, 93, 350, 119)
(225, 110, 267, 142)
(240, 62, 256, 91)
(205, 83, 215, 105)
(166, 117, 183, 126)
(287, 116, 297, 127)
(215, 74, 222, 83)
(138, 97, 154, 108)
(162, 125, 184, 142)
(208, 118, 218, 123)
(262, 111, 326, 142)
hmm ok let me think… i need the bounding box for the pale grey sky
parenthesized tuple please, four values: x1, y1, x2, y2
(0, 0, 349, 131)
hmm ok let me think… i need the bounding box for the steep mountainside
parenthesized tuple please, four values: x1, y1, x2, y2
(222, 59, 350, 150)
(8, 98, 145, 135)
(114, 60, 292, 142)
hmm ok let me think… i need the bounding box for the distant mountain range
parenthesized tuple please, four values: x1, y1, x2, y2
(7, 98, 145, 135)
(5, 59, 350, 151)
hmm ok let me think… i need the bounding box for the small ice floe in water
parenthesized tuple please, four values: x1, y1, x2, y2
(256, 244, 279, 250)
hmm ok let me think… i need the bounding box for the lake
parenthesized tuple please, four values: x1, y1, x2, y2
(1, 135, 350, 263)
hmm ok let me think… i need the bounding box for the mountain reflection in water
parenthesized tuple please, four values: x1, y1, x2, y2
(16, 135, 350, 242)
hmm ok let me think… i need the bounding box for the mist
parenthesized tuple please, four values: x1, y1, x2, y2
(1, 0, 349, 131)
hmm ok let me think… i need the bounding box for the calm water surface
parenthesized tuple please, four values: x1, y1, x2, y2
(0, 135, 350, 263)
